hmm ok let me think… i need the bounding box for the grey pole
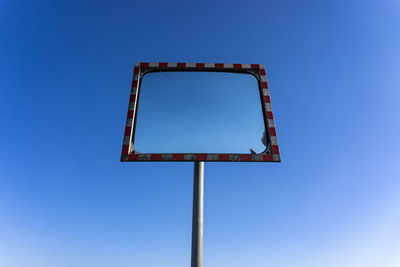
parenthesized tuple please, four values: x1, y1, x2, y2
(191, 161, 204, 267)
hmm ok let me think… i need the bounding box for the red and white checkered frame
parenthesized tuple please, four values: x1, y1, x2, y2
(121, 62, 280, 162)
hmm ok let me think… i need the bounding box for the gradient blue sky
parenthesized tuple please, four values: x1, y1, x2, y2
(1, 0, 400, 266)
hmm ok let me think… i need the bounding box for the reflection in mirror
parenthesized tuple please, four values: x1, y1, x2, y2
(134, 71, 266, 154)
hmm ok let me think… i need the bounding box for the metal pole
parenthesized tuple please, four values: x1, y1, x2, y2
(191, 161, 204, 267)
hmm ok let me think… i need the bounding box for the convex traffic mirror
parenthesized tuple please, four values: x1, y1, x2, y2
(121, 63, 280, 162)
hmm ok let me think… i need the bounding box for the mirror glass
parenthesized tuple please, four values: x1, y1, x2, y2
(134, 71, 266, 154)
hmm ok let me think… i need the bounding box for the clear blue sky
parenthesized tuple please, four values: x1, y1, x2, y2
(1, 0, 400, 266)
